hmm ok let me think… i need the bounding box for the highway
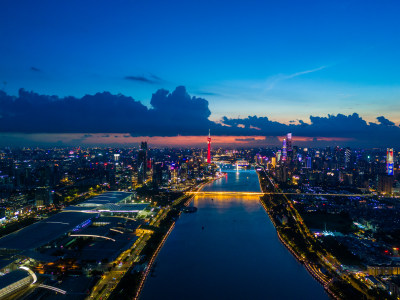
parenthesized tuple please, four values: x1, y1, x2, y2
(88, 232, 150, 300)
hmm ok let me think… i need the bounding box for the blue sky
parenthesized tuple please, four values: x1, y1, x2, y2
(1, 0, 400, 146)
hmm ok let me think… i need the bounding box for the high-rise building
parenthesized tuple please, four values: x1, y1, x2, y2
(137, 142, 148, 184)
(152, 162, 163, 188)
(378, 174, 394, 194)
(35, 187, 53, 207)
(287, 133, 292, 152)
(271, 157, 277, 168)
(387, 148, 394, 175)
(276, 150, 282, 162)
(345, 147, 351, 168)
(207, 130, 211, 164)
(282, 138, 287, 161)
(306, 157, 312, 169)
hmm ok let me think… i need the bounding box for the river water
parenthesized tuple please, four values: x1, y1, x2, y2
(140, 168, 328, 300)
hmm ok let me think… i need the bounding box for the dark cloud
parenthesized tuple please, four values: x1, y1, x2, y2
(140, 86, 216, 136)
(235, 138, 256, 141)
(376, 116, 395, 126)
(0, 89, 149, 133)
(30, 67, 41, 72)
(220, 113, 400, 147)
(124, 74, 163, 84)
(0, 87, 399, 146)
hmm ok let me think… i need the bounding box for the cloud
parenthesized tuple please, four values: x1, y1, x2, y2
(124, 74, 163, 84)
(266, 66, 327, 90)
(283, 66, 327, 80)
(376, 116, 395, 126)
(195, 91, 221, 96)
(0, 89, 149, 133)
(0, 87, 399, 147)
(30, 67, 41, 72)
(220, 113, 400, 147)
(235, 137, 255, 142)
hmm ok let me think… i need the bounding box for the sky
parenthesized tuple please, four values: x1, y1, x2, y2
(1, 0, 400, 147)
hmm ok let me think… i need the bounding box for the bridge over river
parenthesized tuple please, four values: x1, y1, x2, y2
(187, 191, 373, 197)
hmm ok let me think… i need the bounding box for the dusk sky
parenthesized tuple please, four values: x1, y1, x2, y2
(1, 0, 400, 147)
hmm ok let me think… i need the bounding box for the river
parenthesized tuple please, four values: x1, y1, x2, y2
(140, 168, 329, 300)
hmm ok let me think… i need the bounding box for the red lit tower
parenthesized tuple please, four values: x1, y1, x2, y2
(207, 130, 211, 164)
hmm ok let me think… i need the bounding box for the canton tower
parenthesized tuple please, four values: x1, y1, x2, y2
(207, 130, 211, 164)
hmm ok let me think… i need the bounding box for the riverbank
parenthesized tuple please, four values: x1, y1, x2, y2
(116, 177, 218, 300)
(259, 195, 338, 299)
(256, 169, 383, 300)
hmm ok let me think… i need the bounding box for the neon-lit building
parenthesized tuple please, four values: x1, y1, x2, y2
(387, 148, 394, 175)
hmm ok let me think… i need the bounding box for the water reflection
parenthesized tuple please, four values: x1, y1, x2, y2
(140, 170, 328, 300)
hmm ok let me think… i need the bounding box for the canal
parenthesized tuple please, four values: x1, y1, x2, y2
(140, 168, 329, 300)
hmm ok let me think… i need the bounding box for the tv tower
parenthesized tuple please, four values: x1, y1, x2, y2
(207, 129, 211, 164)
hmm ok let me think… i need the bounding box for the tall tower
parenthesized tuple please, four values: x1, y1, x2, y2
(207, 130, 211, 164)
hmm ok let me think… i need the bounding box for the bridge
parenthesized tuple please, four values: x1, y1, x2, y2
(187, 191, 374, 197)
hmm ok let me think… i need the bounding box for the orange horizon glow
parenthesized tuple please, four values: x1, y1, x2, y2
(0, 133, 355, 146)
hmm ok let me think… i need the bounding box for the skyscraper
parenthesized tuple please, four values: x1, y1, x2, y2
(387, 148, 394, 175)
(306, 157, 312, 169)
(207, 130, 211, 164)
(287, 133, 292, 152)
(345, 147, 351, 168)
(137, 142, 148, 184)
(282, 138, 287, 161)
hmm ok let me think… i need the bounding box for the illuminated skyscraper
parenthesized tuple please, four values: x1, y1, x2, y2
(282, 138, 287, 161)
(207, 130, 211, 164)
(276, 150, 282, 162)
(287, 133, 292, 152)
(387, 148, 394, 175)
